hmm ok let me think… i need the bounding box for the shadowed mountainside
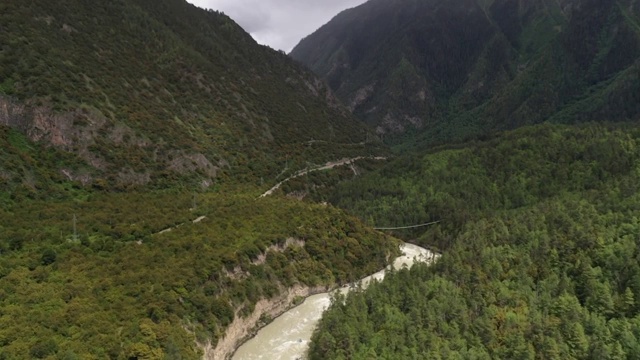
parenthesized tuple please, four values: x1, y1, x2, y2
(291, 0, 640, 144)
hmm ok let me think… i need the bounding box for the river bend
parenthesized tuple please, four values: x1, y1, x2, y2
(232, 243, 437, 359)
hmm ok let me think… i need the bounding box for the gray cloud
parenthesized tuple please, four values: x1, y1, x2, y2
(187, 0, 367, 52)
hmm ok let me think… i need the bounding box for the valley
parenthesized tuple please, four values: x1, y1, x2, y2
(1, 0, 640, 359)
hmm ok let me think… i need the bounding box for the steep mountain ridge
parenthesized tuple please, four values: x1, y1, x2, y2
(0, 0, 383, 192)
(291, 0, 640, 143)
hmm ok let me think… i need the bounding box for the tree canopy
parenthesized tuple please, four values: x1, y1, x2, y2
(309, 123, 640, 359)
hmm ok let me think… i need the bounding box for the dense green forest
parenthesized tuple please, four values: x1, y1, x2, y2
(309, 123, 640, 359)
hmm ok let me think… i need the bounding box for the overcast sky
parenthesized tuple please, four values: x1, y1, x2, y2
(186, 0, 368, 52)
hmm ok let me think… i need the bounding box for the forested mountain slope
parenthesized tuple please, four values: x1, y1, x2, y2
(309, 123, 640, 358)
(0, 0, 383, 192)
(291, 0, 640, 143)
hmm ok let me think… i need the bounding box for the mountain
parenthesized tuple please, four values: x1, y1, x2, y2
(291, 0, 640, 142)
(0, 0, 384, 193)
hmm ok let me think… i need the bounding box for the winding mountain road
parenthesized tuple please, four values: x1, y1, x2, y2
(258, 156, 387, 198)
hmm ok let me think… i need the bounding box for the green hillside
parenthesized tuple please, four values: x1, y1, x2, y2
(0, 189, 398, 359)
(291, 0, 640, 144)
(308, 123, 640, 358)
(0, 0, 384, 191)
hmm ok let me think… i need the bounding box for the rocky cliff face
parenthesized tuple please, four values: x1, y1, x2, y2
(205, 284, 329, 359)
(0, 96, 221, 187)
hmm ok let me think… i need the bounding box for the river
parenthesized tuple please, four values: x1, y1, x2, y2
(232, 243, 438, 360)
